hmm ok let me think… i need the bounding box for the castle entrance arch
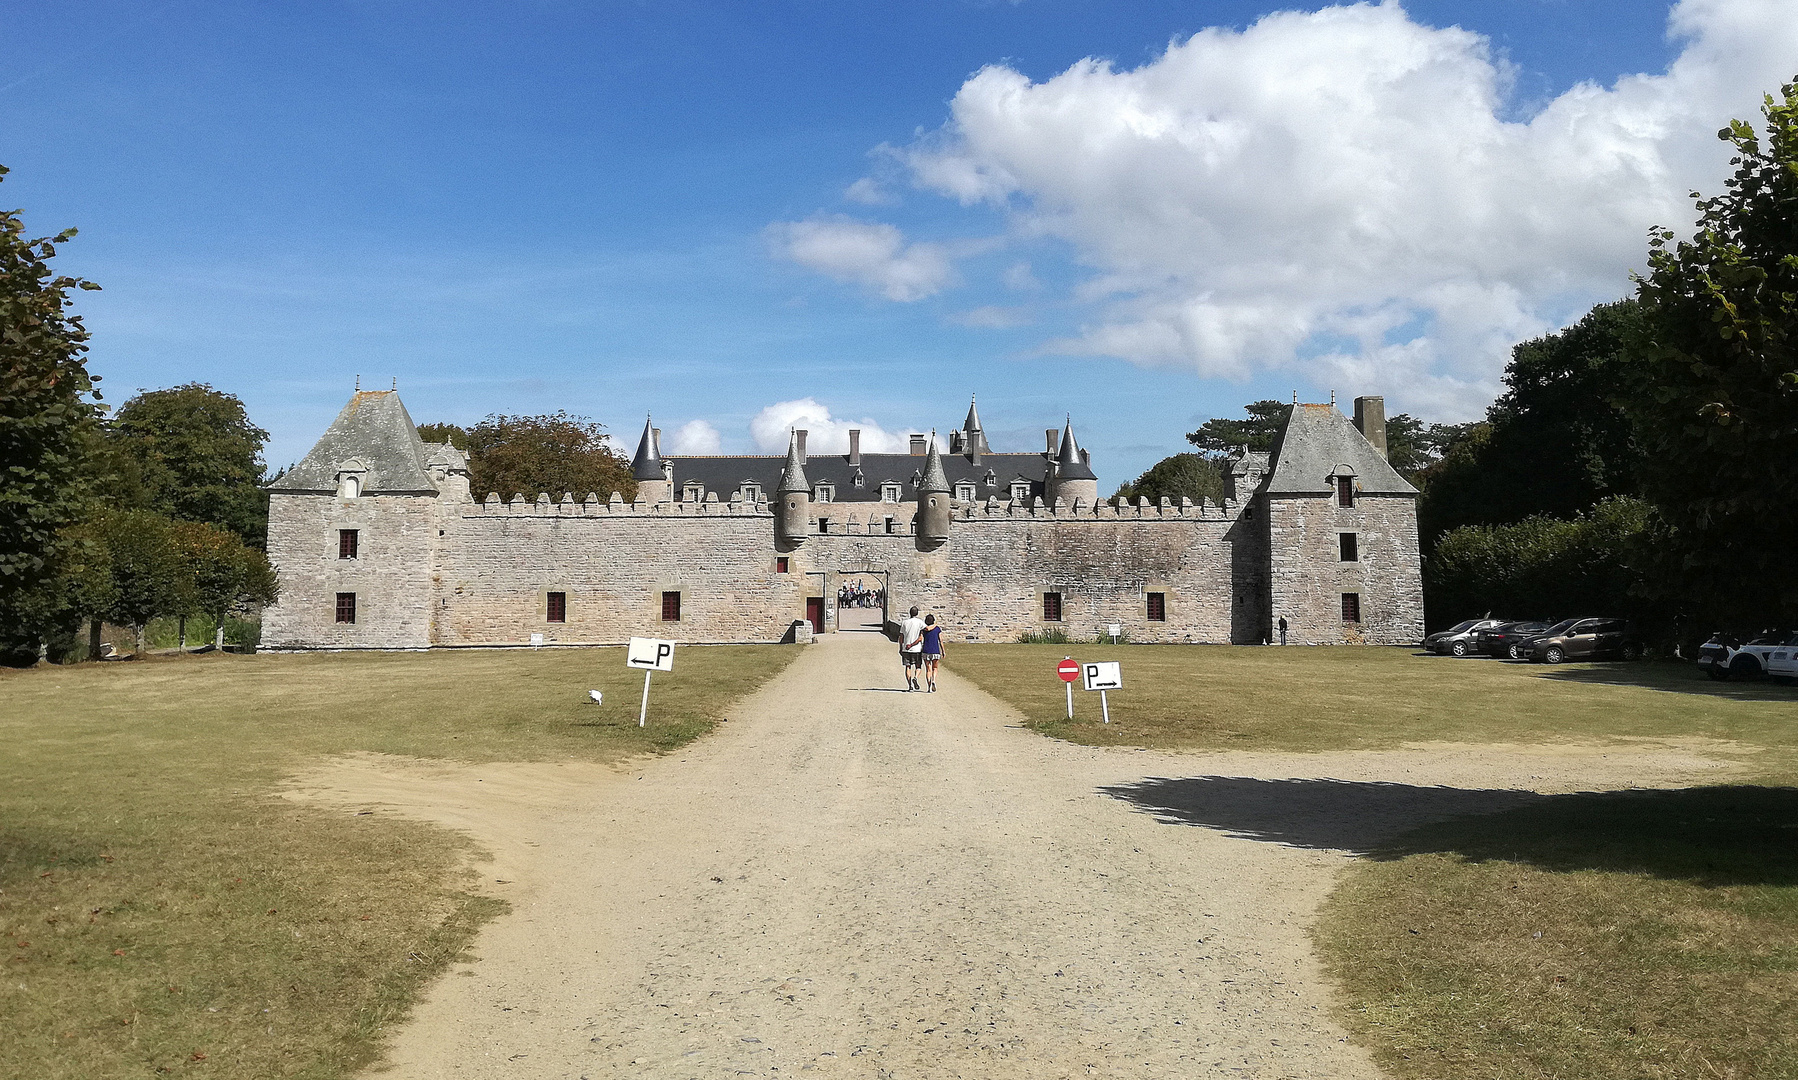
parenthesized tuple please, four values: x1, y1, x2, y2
(834, 571, 889, 633)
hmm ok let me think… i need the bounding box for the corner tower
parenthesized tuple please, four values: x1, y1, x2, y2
(774, 430, 810, 548)
(1047, 419, 1099, 506)
(916, 434, 952, 548)
(631, 416, 669, 503)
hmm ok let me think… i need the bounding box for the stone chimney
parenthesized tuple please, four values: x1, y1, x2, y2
(795, 429, 808, 463)
(652, 427, 661, 455)
(910, 434, 926, 456)
(1045, 429, 1058, 455)
(848, 429, 861, 465)
(1354, 396, 1387, 459)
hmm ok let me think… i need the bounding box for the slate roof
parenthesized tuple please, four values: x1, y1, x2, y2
(1264, 403, 1416, 496)
(1054, 421, 1097, 481)
(630, 417, 664, 481)
(269, 391, 439, 494)
(667, 450, 1053, 503)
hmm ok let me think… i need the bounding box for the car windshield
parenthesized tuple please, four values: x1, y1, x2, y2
(1748, 631, 1788, 645)
(1445, 620, 1478, 633)
(1541, 619, 1579, 636)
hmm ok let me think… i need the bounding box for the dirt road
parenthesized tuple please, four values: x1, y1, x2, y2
(287, 633, 1736, 1079)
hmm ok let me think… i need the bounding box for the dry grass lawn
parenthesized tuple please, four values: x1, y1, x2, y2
(957, 643, 1798, 1080)
(0, 645, 795, 1080)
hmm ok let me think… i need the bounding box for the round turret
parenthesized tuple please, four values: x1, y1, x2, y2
(630, 416, 671, 504)
(774, 430, 810, 548)
(1048, 419, 1099, 508)
(916, 435, 951, 548)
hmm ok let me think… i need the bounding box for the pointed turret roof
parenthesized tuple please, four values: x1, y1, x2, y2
(630, 416, 664, 481)
(961, 395, 989, 457)
(964, 395, 982, 435)
(775, 430, 810, 494)
(919, 433, 951, 494)
(268, 390, 438, 494)
(1054, 419, 1097, 481)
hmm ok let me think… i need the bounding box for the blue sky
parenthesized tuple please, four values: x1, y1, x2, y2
(3, 1, 1792, 489)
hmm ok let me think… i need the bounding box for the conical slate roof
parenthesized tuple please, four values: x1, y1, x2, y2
(960, 394, 990, 456)
(918, 434, 951, 493)
(775, 430, 810, 494)
(630, 416, 664, 481)
(1265, 403, 1416, 495)
(268, 390, 437, 494)
(1053, 420, 1097, 481)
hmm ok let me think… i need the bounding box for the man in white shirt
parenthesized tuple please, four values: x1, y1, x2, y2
(898, 605, 926, 691)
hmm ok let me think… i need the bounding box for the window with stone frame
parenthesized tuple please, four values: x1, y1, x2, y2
(1338, 532, 1359, 562)
(1011, 482, 1030, 503)
(1336, 476, 1355, 507)
(882, 484, 902, 503)
(817, 517, 831, 533)
(1341, 592, 1362, 622)
(661, 591, 681, 622)
(955, 483, 976, 502)
(338, 529, 358, 559)
(335, 592, 357, 624)
(682, 483, 702, 503)
(742, 484, 761, 502)
(546, 591, 566, 623)
(1146, 592, 1166, 621)
(1042, 591, 1063, 622)
(814, 484, 834, 503)
(884, 517, 896, 535)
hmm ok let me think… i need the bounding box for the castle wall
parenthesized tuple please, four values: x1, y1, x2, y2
(262, 492, 444, 649)
(1266, 492, 1423, 645)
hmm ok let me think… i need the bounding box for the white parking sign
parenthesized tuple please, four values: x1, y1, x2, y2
(627, 637, 676, 672)
(1082, 661, 1122, 691)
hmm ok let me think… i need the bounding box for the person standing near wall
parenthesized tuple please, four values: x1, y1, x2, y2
(921, 614, 944, 692)
(1278, 616, 1288, 646)
(899, 605, 926, 691)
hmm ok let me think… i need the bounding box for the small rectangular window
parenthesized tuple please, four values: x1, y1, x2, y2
(1341, 593, 1361, 622)
(338, 529, 358, 559)
(776, 557, 789, 573)
(1012, 484, 1030, 503)
(956, 484, 976, 502)
(335, 592, 357, 624)
(1043, 592, 1063, 622)
(817, 518, 831, 533)
(885, 517, 896, 535)
(546, 591, 566, 623)
(1339, 533, 1359, 562)
(1147, 592, 1166, 621)
(1337, 477, 1355, 507)
(661, 591, 681, 622)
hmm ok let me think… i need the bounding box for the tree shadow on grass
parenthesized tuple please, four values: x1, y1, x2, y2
(1103, 777, 1798, 886)
(1531, 662, 1798, 701)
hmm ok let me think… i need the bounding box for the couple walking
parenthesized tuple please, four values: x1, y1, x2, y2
(897, 605, 944, 692)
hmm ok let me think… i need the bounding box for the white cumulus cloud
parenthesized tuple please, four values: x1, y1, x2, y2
(767, 216, 956, 301)
(748, 398, 920, 454)
(882, 0, 1798, 417)
(665, 419, 722, 455)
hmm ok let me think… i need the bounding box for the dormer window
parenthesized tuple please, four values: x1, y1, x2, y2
(340, 475, 361, 499)
(683, 483, 703, 502)
(955, 484, 976, 502)
(852, 471, 865, 488)
(814, 484, 835, 503)
(741, 483, 761, 502)
(881, 483, 902, 503)
(1336, 476, 1355, 507)
(1011, 482, 1030, 503)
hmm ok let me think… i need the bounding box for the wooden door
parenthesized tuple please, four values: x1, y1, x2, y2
(806, 596, 825, 633)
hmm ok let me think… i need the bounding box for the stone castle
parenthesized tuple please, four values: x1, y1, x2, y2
(262, 392, 1424, 649)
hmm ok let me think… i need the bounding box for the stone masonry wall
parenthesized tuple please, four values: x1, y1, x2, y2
(262, 492, 445, 649)
(1266, 492, 1424, 645)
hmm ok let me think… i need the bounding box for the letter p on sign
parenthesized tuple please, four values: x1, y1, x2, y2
(1082, 661, 1122, 691)
(627, 637, 676, 672)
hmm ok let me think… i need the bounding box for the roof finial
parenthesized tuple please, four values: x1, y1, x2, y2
(355, 374, 360, 391)
(1292, 390, 1298, 405)
(1330, 389, 1335, 406)
(392, 376, 397, 391)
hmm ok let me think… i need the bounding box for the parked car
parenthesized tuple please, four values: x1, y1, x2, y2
(1523, 618, 1644, 664)
(1695, 630, 1797, 681)
(1476, 620, 1557, 659)
(1424, 618, 1507, 656)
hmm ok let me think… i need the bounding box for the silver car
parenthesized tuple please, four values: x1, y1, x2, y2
(1424, 618, 1506, 657)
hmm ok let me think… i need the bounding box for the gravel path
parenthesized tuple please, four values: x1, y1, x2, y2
(287, 633, 1739, 1079)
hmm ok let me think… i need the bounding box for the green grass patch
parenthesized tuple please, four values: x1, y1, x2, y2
(953, 644, 1798, 755)
(1316, 786, 1798, 1079)
(0, 645, 795, 1079)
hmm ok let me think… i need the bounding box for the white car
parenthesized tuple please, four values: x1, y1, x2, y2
(1695, 630, 1798, 681)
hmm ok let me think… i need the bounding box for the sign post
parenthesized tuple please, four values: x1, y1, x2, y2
(1057, 657, 1080, 718)
(626, 637, 676, 727)
(1082, 661, 1122, 723)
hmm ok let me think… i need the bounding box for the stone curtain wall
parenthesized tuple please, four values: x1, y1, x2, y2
(262, 490, 1424, 649)
(1265, 493, 1424, 645)
(261, 492, 446, 649)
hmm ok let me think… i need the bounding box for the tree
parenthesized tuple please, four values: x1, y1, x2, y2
(0, 163, 104, 658)
(464, 412, 636, 501)
(1621, 78, 1798, 626)
(1186, 400, 1289, 455)
(1112, 453, 1223, 504)
(96, 511, 189, 654)
(1385, 415, 1480, 479)
(1417, 300, 1645, 552)
(170, 519, 278, 648)
(105, 383, 271, 547)
(415, 422, 468, 449)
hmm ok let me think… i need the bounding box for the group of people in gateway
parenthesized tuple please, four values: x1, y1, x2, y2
(896, 605, 944, 693)
(837, 581, 886, 610)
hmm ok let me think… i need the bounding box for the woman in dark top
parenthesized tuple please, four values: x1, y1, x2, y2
(921, 614, 944, 693)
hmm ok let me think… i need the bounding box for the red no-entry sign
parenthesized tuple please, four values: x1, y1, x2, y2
(1057, 658, 1081, 682)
